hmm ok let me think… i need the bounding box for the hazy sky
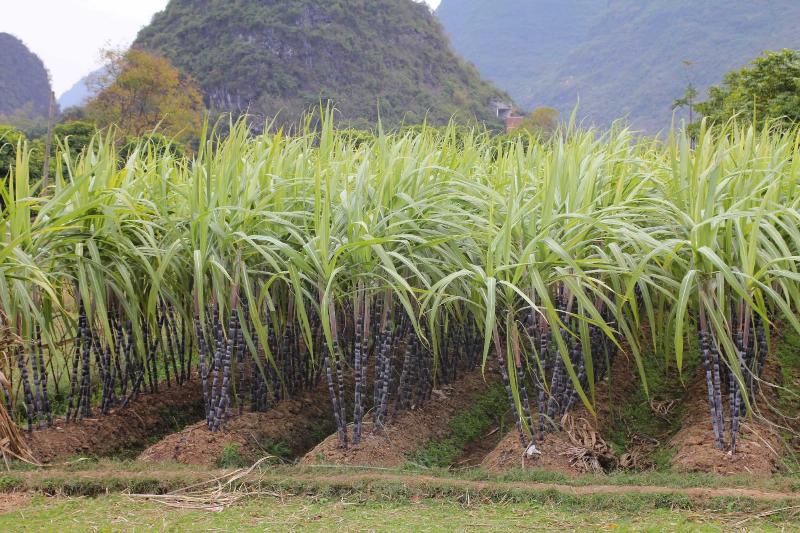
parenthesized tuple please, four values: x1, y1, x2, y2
(2, 0, 442, 97)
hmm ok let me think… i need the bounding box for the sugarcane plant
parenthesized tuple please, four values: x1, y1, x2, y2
(0, 113, 797, 460)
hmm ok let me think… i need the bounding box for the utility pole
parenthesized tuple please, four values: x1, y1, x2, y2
(42, 91, 56, 189)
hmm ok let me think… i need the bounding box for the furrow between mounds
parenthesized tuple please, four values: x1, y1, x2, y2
(26, 381, 205, 463)
(139, 379, 335, 467)
(302, 368, 494, 468)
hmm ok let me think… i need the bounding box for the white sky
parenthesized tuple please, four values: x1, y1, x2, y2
(2, 0, 442, 97)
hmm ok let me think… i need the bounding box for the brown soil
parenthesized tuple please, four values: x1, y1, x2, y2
(482, 430, 585, 476)
(139, 380, 334, 466)
(0, 493, 30, 515)
(669, 362, 783, 476)
(26, 381, 205, 464)
(454, 426, 505, 468)
(481, 354, 639, 475)
(301, 369, 493, 468)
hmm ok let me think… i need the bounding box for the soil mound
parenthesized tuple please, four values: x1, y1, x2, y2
(302, 369, 491, 468)
(482, 430, 581, 475)
(139, 380, 334, 466)
(480, 355, 637, 475)
(669, 364, 782, 476)
(26, 381, 204, 463)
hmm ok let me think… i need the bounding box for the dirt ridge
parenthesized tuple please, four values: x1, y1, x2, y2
(26, 381, 205, 463)
(301, 368, 494, 468)
(138, 379, 334, 466)
(6, 467, 799, 503)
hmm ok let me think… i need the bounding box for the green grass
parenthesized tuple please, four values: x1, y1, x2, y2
(0, 475, 24, 492)
(775, 328, 800, 416)
(606, 341, 698, 470)
(7, 461, 800, 496)
(3, 461, 800, 532)
(255, 438, 294, 462)
(406, 383, 508, 468)
(216, 444, 248, 469)
(1, 493, 797, 532)
(769, 328, 800, 472)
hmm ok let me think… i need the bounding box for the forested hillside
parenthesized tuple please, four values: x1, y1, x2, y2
(134, 0, 509, 128)
(437, 0, 800, 131)
(0, 33, 52, 120)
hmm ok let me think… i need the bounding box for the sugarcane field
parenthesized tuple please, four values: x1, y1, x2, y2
(2, 1, 800, 527)
(0, 114, 799, 530)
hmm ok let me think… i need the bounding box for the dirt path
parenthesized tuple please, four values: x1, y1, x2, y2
(0, 493, 31, 515)
(7, 467, 799, 503)
(288, 471, 799, 502)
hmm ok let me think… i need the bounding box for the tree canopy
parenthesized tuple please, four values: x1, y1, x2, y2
(694, 49, 800, 129)
(513, 107, 560, 136)
(85, 49, 205, 142)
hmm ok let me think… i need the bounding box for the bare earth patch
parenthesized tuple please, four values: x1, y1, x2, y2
(139, 380, 334, 466)
(0, 493, 30, 515)
(482, 430, 583, 475)
(669, 364, 782, 476)
(302, 369, 492, 468)
(481, 355, 638, 475)
(26, 381, 204, 463)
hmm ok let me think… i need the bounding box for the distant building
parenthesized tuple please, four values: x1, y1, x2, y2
(505, 115, 525, 132)
(493, 101, 514, 120)
(491, 100, 525, 132)
(491, 101, 526, 132)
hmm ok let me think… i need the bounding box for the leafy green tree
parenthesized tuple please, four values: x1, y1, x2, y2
(673, 83, 698, 124)
(694, 49, 800, 128)
(86, 49, 206, 143)
(53, 121, 97, 161)
(512, 107, 560, 137)
(0, 125, 25, 179)
(2, 122, 98, 184)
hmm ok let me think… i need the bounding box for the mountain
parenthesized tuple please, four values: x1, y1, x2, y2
(0, 33, 53, 120)
(436, 0, 800, 132)
(58, 67, 107, 110)
(133, 0, 510, 129)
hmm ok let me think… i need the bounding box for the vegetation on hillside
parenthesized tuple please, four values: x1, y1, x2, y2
(133, 0, 509, 129)
(436, 0, 800, 132)
(0, 122, 97, 183)
(85, 49, 205, 143)
(694, 49, 800, 130)
(0, 33, 53, 126)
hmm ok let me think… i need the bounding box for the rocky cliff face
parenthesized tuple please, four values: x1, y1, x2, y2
(0, 33, 53, 120)
(135, 0, 511, 128)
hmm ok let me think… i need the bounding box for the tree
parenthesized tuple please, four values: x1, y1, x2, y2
(693, 49, 800, 129)
(0, 125, 24, 179)
(85, 49, 206, 142)
(53, 121, 97, 161)
(673, 83, 698, 121)
(673, 60, 698, 125)
(513, 107, 560, 136)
